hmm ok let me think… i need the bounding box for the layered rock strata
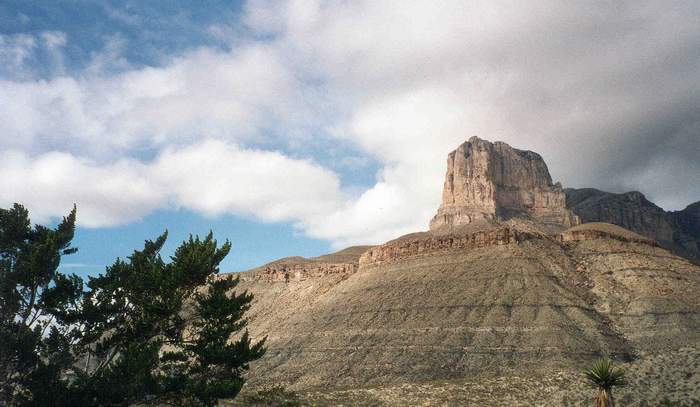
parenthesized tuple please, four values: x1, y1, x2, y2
(241, 246, 371, 283)
(248, 261, 357, 283)
(224, 137, 700, 405)
(566, 188, 700, 264)
(359, 227, 537, 267)
(430, 136, 578, 232)
(232, 223, 700, 405)
(559, 222, 658, 246)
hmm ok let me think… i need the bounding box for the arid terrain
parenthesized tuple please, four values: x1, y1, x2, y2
(226, 138, 700, 406)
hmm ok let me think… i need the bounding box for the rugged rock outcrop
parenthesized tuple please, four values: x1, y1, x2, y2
(241, 246, 371, 283)
(225, 138, 700, 406)
(566, 188, 700, 264)
(430, 137, 578, 233)
(233, 223, 700, 406)
(559, 222, 658, 246)
(671, 201, 700, 263)
(359, 227, 536, 267)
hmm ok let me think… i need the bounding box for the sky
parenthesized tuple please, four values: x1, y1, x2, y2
(1, 1, 699, 276)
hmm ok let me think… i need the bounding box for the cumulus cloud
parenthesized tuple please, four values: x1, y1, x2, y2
(259, 0, 700, 213)
(152, 140, 343, 223)
(0, 42, 310, 155)
(0, 140, 343, 229)
(1, 1, 699, 248)
(0, 150, 162, 227)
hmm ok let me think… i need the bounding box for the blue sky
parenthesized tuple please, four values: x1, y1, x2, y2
(0, 0, 382, 275)
(0, 1, 243, 71)
(1, 1, 699, 278)
(64, 209, 332, 276)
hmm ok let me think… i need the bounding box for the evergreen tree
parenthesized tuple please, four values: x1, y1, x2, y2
(1, 204, 265, 406)
(0, 204, 80, 405)
(63, 231, 266, 407)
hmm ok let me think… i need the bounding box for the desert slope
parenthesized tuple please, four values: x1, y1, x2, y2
(225, 138, 699, 406)
(228, 223, 700, 405)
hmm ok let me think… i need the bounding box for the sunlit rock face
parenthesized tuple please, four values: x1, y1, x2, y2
(228, 137, 700, 406)
(429, 136, 579, 232)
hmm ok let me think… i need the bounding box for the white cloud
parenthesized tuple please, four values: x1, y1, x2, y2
(0, 141, 343, 230)
(151, 140, 343, 223)
(0, 150, 162, 227)
(0, 42, 306, 155)
(0, 33, 36, 78)
(40, 31, 67, 49)
(1, 1, 699, 249)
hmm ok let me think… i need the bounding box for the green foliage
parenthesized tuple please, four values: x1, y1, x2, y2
(65, 231, 266, 407)
(1, 204, 265, 406)
(584, 357, 626, 407)
(0, 203, 79, 405)
(585, 357, 626, 391)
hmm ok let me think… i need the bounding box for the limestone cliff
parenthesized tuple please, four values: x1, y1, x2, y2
(359, 227, 535, 267)
(566, 188, 700, 264)
(430, 136, 578, 232)
(224, 138, 700, 406)
(233, 222, 700, 406)
(241, 246, 371, 283)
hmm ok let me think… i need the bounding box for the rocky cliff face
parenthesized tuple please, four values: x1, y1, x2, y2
(234, 223, 700, 406)
(566, 188, 700, 264)
(226, 137, 700, 405)
(430, 137, 578, 232)
(559, 222, 658, 246)
(246, 261, 357, 283)
(359, 227, 534, 267)
(671, 202, 700, 263)
(240, 246, 372, 283)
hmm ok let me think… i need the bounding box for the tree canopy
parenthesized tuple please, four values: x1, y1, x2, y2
(0, 204, 265, 406)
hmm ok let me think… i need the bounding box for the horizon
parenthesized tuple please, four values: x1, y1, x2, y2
(2, 1, 699, 277)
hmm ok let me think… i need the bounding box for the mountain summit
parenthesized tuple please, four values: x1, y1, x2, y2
(430, 136, 578, 232)
(229, 138, 700, 406)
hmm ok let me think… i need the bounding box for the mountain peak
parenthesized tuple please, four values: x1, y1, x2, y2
(429, 138, 578, 232)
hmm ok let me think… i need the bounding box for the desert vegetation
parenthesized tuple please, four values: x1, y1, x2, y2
(585, 357, 626, 407)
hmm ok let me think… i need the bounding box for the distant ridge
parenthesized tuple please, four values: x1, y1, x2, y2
(566, 187, 700, 264)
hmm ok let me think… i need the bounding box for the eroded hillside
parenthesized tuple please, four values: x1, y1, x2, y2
(225, 138, 700, 406)
(227, 222, 699, 405)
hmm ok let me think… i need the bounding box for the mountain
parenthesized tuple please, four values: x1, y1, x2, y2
(672, 201, 700, 261)
(566, 188, 700, 264)
(229, 138, 700, 406)
(431, 136, 578, 232)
